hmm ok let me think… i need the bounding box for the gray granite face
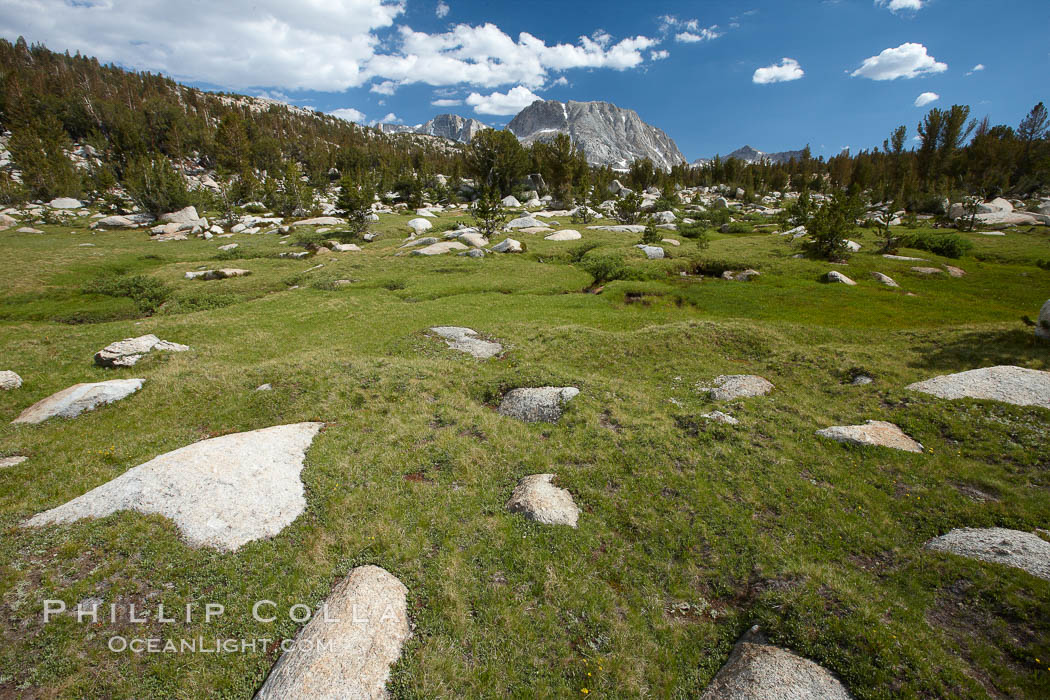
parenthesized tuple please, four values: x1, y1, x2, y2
(508, 99, 686, 171)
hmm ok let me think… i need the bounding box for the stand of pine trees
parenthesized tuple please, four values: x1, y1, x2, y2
(0, 37, 1046, 213)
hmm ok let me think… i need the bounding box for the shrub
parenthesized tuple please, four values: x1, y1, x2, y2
(470, 188, 508, 237)
(566, 241, 600, 263)
(725, 222, 751, 234)
(615, 191, 643, 224)
(82, 274, 171, 315)
(640, 218, 662, 245)
(581, 254, 628, 285)
(123, 154, 196, 216)
(800, 190, 863, 261)
(897, 232, 973, 259)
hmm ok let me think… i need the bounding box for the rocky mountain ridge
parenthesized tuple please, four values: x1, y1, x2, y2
(378, 114, 490, 144)
(693, 145, 809, 166)
(507, 100, 686, 172)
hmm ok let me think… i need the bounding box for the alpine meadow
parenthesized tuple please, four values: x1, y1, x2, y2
(1, 1, 1049, 697)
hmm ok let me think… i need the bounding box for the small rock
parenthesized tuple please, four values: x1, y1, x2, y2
(506, 474, 580, 527)
(407, 218, 433, 234)
(910, 267, 944, 276)
(701, 411, 739, 425)
(255, 384, 273, 392)
(492, 238, 522, 253)
(870, 272, 898, 287)
(217, 243, 238, 251)
(825, 271, 856, 285)
(429, 327, 502, 359)
(12, 378, 144, 424)
(699, 375, 774, 401)
(1037, 299, 1050, 341)
(506, 216, 545, 229)
(94, 334, 189, 368)
(699, 625, 852, 700)
(184, 268, 251, 280)
(48, 197, 82, 209)
(635, 245, 665, 259)
(883, 254, 926, 261)
(254, 565, 411, 699)
(0, 370, 22, 390)
(544, 230, 582, 241)
(0, 455, 28, 468)
(944, 265, 966, 278)
(411, 241, 468, 256)
(851, 375, 873, 386)
(816, 420, 923, 453)
(498, 387, 579, 423)
(925, 528, 1050, 581)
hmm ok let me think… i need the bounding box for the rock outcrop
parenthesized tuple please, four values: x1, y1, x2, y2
(255, 565, 411, 699)
(94, 334, 189, 367)
(816, 420, 923, 453)
(498, 387, 579, 423)
(699, 375, 774, 401)
(429, 327, 502, 359)
(25, 423, 323, 551)
(12, 378, 144, 424)
(906, 366, 1050, 409)
(925, 528, 1050, 581)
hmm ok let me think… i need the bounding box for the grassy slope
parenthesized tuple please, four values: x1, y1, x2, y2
(0, 211, 1048, 698)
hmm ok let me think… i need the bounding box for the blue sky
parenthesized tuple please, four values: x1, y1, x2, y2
(2, 0, 1047, 160)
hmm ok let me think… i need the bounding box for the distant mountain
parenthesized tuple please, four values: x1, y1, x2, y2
(693, 145, 808, 166)
(378, 114, 490, 144)
(507, 99, 686, 172)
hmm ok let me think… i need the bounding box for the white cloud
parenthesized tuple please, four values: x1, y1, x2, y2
(465, 85, 542, 115)
(659, 15, 722, 43)
(435, 1, 449, 18)
(366, 23, 656, 91)
(851, 42, 947, 80)
(370, 112, 401, 126)
(675, 28, 721, 43)
(0, 1, 658, 96)
(329, 107, 367, 123)
(551, 76, 569, 86)
(370, 80, 398, 95)
(752, 58, 804, 84)
(966, 63, 985, 76)
(875, 0, 923, 12)
(0, 0, 404, 92)
(650, 49, 669, 60)
(914, 91, 939, 107)
(431, 98, 463, 107)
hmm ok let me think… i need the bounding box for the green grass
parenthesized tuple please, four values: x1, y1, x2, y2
(0, 211, 1048, 698)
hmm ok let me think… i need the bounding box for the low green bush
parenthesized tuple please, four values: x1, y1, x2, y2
(898, 232, 973, 259)
(81, 274, 171, 315)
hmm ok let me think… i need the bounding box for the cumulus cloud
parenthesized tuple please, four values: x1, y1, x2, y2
(914, 91, 939, 107)
(966, 63, 985, 75)
(650, 49, 669, 60)
(371, 112, 401, 125)
(659, 15, 722, 43)
(431, 98, 463, 106)
(436, 1, 449, 18)
(370, 80, 398, 95)
(465, 85, 542, 115)
(0, 1, 658, 96)
(366, 23, 656, 91)
(875, 0, 923, 12)
(851, 43, 947, 80)
(0, 0, 403, 92)
(752, 58, 804, 84)
(329, 107, 367, 123)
